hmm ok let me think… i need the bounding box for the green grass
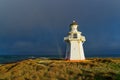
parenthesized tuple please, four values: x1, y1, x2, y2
(0, 58, 120, 80)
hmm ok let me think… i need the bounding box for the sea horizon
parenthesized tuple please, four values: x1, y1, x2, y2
(0, 54, 120, 64)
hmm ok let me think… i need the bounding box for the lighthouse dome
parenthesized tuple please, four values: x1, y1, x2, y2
(69, 20, 78, 32)
(70, 20, 78, 26)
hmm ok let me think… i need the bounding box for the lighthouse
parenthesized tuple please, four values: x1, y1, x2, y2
(64, 21, 86, 61)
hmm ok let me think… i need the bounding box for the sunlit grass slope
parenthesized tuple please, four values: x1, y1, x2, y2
(0, 58, 120, 80)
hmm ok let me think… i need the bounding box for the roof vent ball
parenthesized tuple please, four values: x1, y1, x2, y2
(70, 20, 78, 26)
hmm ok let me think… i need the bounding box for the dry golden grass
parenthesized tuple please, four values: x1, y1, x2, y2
(0, 58, 120, 80)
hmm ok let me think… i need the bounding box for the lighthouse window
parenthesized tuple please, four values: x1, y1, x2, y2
(73, 34, 77, 38)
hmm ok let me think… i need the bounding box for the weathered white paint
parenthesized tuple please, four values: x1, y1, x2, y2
(64, 21, 86, 60)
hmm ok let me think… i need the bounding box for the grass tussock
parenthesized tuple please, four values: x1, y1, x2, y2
(0, 58, 120, 80)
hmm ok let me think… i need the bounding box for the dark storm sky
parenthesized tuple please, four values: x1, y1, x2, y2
(0, 0, 120, 57)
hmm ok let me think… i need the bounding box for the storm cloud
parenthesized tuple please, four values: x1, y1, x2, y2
(0, 0, 120, 57)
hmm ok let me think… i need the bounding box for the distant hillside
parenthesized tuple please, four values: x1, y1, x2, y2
(0, 58, 120, 80)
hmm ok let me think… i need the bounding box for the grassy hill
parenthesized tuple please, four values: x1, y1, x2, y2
(0, 58, 120, 80)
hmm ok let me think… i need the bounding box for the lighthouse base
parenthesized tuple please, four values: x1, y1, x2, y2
(65, 59, 86, 62)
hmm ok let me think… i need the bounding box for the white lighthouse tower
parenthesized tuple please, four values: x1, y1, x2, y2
(64, 21, 86, 61)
